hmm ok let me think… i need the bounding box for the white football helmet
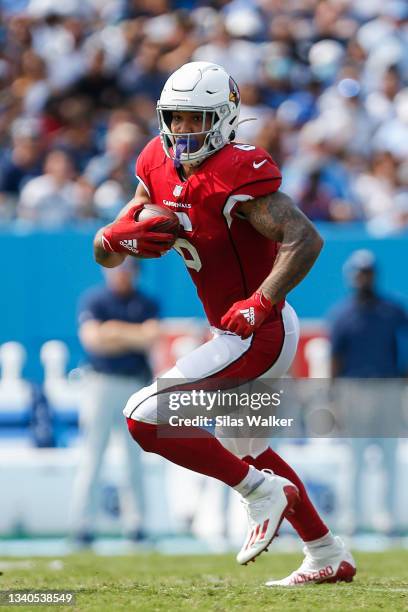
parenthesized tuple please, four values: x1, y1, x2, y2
(157, 61, 241, 166)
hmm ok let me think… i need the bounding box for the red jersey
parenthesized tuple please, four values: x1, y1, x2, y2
(136, 136, 283, 328)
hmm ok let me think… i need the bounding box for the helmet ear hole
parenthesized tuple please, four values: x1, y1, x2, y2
(229, 130, 235, 141)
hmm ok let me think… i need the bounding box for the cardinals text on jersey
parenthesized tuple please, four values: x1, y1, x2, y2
(135, 137, 284, 329)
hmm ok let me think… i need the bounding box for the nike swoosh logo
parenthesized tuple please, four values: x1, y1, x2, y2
(253, 159, 267, 169)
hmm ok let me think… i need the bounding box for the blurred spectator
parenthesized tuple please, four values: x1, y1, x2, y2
(251, 117, 284, 166)
(297, 168, 336, 221)
(0, 1, 407, 229)
(18, 149, 82, 225)
(51, 98, 99, 173)
(12, 50, 50, 117)
(309, 39, 345, 85)
(329, 250, 408, 378)
(367, 193, 408, 237)
(236, 81, 274, 144)
(328, 249, 408, 534)
(0, 120, 44, 218)
(193, 20, 261, 83)
(373, 88, 408, 159)
(119, 40, 166, 102)
(32, 16, 87, 91)
(353, 151, 399, 221)
(124, 0, 171, 20)
(67, 48, 123, 110)
(367, 151, 408, 237)
(282, 120, 360, 221)
(82, 121, 145, 219)
(358, 2, 408, 91)
(259, 41, 295, 111)
(155, 11, 199, 74)
(70, 258, 160, 546)
(365, 65, 402, 125)
(317, 65, 374, 156)
(4, 15, 32, 64)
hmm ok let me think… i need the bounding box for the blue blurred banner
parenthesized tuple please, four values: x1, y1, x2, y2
(0, 222, 407, 380)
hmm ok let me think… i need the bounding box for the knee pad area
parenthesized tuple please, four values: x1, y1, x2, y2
(123, 382, 158, 419)
(216, 435, 269, 460)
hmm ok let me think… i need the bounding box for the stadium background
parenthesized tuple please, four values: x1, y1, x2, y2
(0, 0, 408, 552)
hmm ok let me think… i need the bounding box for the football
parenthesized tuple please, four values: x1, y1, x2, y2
(136, 203, 180, 239)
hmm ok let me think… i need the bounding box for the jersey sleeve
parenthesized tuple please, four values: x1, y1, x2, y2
(231, 147, 282, 196)
(134, 136, 162, 197)
(227, 146, 282, 217)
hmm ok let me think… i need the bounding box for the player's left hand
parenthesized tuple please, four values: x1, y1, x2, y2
(220, 291, 273, 339)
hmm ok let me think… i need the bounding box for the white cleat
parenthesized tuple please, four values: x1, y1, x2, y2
(265, 536, 356, 586)
(237, 471, 299, 566)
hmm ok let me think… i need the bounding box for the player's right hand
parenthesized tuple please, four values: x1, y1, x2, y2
(101, 204, 175, 258)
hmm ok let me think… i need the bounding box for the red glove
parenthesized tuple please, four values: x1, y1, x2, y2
(220, 291, 273, 339)
(102, 204, 176, 258)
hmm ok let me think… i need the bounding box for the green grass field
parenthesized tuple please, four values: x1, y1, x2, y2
(0, 551, 407, 611)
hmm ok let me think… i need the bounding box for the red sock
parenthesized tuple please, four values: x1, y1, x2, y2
(127, 419, 249, 487)
(243, 447, 328, 541)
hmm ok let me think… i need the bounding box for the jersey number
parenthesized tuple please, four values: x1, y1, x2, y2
(173, 213, 202, 272)
(174, 145, 255, 271)
(174, 238, 202, 272)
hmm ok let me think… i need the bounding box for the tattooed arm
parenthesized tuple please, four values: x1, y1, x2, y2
(238, 191, 323, 304)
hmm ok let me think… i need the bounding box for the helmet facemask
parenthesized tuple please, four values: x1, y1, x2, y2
(157, 103, 237, 167)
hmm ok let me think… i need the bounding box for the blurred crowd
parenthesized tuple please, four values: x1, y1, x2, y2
(1, 0, 408, 234)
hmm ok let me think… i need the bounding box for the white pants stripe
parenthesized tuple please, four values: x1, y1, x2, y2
(124, 303, 299, 461)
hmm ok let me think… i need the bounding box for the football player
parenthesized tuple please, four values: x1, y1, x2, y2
(94, 62, 356, 585)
